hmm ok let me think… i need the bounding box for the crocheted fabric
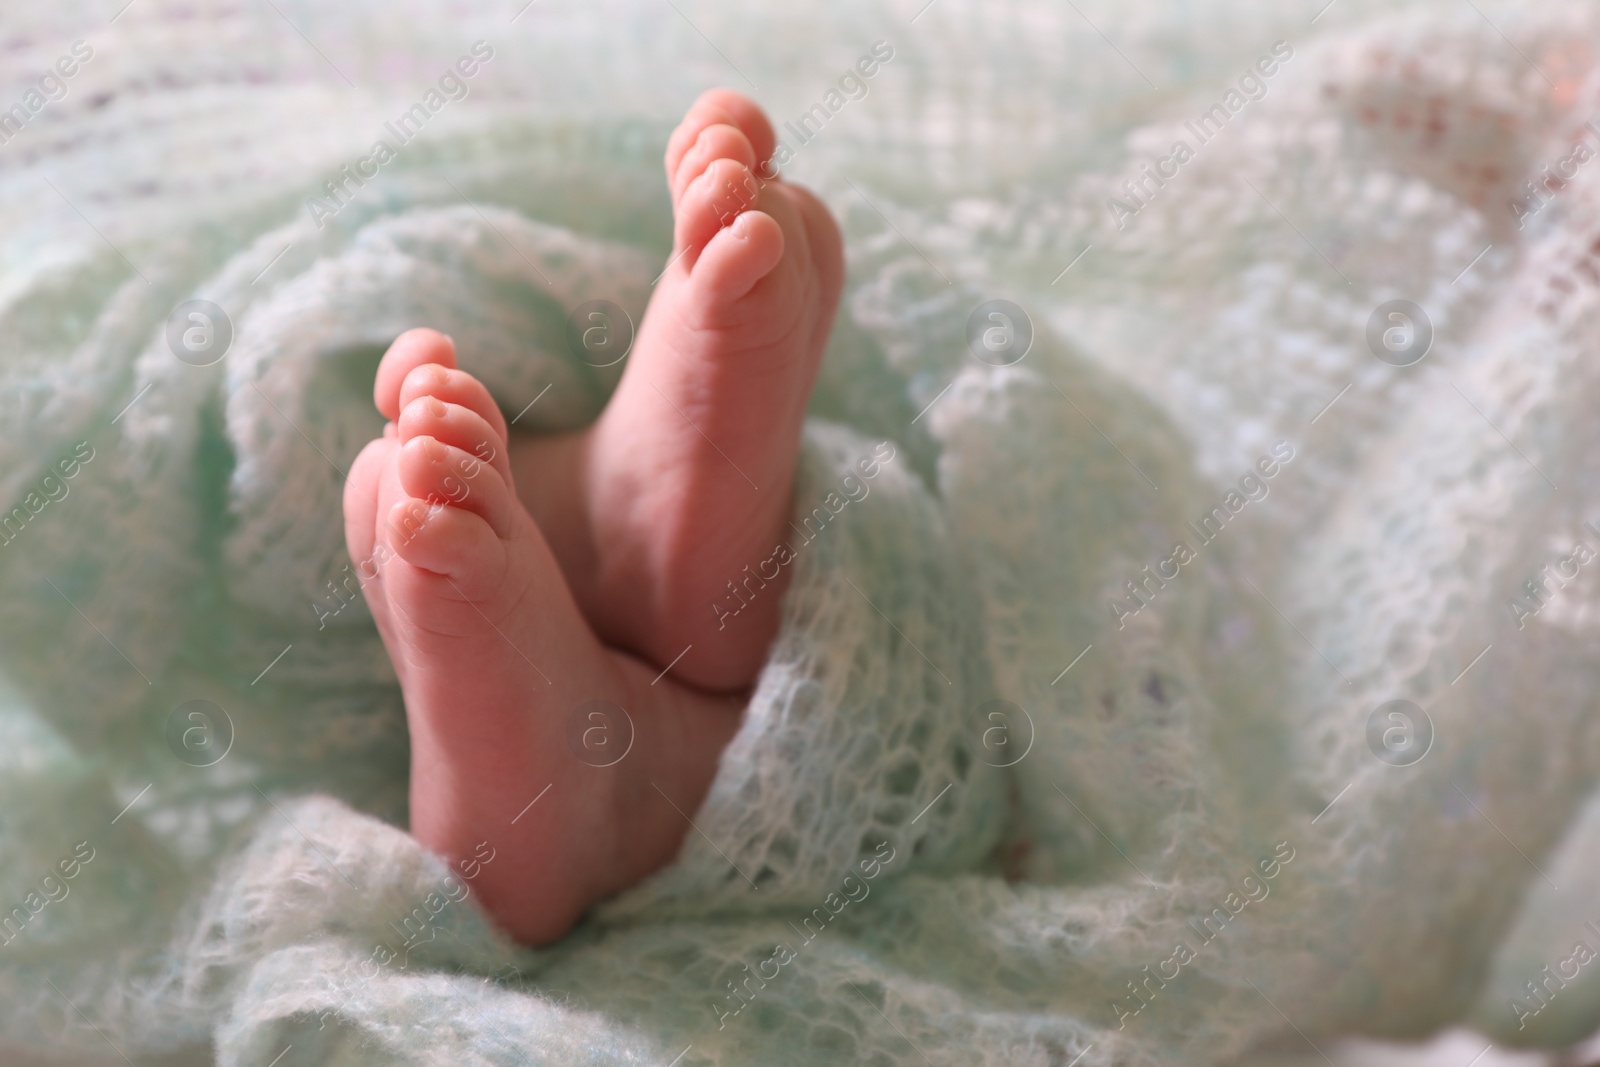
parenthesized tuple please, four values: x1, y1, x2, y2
(2, 0, 1599, 1064)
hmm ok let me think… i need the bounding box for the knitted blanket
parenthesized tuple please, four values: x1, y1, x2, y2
(3, 0, 1600, 1064)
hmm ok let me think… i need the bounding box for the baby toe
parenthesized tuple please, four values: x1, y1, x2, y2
(375, 328, 457, 421)
(384, 497, 509, 598)
(690, 209, 786, 307)
(397, 364, 509, 446)
(665, 89, 776, 178)
(343, 436, 396, 575)
(398, 435, 517, 538)
(398, 395, 513, 483)
(671, 123, 757, 204)
(784, 182, 845, 297)
(675, 158, 763, 263)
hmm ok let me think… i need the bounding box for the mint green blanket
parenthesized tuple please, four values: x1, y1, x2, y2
(4, 1, 1600, 1064)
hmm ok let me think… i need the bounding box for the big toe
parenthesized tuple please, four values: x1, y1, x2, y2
(690, 209, 786, 307)
(343, 435, 396, 578)
(383, 495, 510, 601)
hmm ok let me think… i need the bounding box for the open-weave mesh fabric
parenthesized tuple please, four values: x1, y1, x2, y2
(3, 0, 1600, 1064)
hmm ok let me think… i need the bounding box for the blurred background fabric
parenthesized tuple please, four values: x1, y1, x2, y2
(3, 1, 1600, 1064)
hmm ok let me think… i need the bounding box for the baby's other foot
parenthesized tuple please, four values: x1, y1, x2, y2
(515, 89, 845, 692)
(343, 329, 741, 944)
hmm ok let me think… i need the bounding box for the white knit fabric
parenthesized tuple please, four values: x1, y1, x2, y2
(1, 1, 1598, 1064)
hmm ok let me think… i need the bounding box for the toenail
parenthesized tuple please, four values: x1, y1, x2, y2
(425, 396, 446, 418)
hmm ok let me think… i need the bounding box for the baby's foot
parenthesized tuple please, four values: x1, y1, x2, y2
(343, 329, 743, 944)
(513, 90, 845, 692)
(341, 93, 844, 942)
